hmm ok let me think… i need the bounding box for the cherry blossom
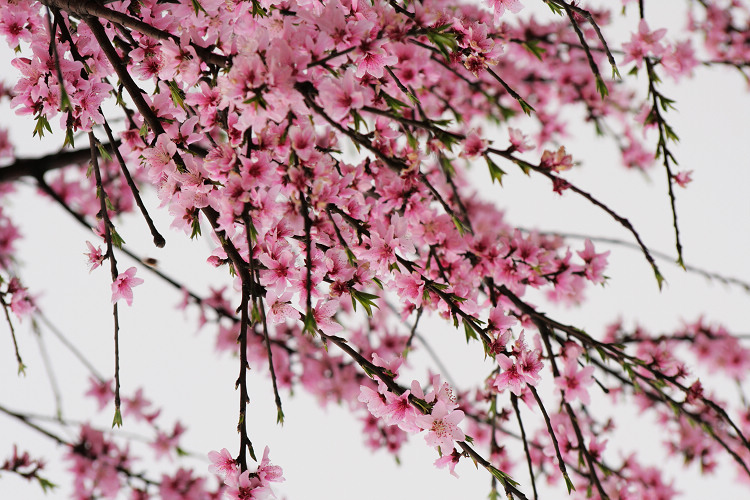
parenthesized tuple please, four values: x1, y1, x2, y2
(415, 401, 466, 454)
(111, 267, 145, 306)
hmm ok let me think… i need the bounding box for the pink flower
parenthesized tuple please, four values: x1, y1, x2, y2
(382, 390, 420, 432)
(434, 449, 462, 478)
(85, 241, 105, 272)
(623, 19, 668, 68)
(141, 135, 177, 182)
(540, 146, 573, 172)
(555, 358, 595, 404)
(463, 130, 488, 158)
(508, 128, 533, 153)
(208, 448, 237, 478)
(489, 0, 524, 23)
(85, 377, 113, 411)
(312, 299, 342, 334)
(674, 170, 693, 188)
(354, 39, 398, 79)
(415, 400, 465, 453)
(358, 385, 388, 417)
(391, 271, 424, 308)
(493, 354, 525, 396)
(576, 239, 609, 284)
(257, 446, 284, 484)
(318, 69, 372, 122)
(111, 267, 144, 306)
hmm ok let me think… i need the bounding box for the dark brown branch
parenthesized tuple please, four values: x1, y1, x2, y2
(89, 131, 122, 427)
(40, 0, 228, 67)
(0, 145, 117, 184)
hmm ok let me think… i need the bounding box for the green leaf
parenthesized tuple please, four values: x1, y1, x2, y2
(351, 109, 366, 133)
(487, 465, 520, 487)
(37, 477, 57, 493)
(243, 92, 268, 110)
(351, 289, 380, 317)
(451, 214, 468, 236)
(563, 472, 576, 493)
(426, 26, 458, 60)
(676, 254, 685, 270)
(59, 86, 72, 112)
(438, 154, 455, 177)
(168, 81, 186, 109)
(464, 321, 477, 343)
(112, 407, 123, 428)
(485, 156, 506, 185)
(276, 407, 285, 425)
(654, 266, 665, 290)
(664, 123, 679, 142)
(191, 218, 202, 239)
(523, 39, 546, 61)
(110, 228, 125, 249)
(434, 130, 458, 150)
(381, 91, 409, 112)
(191, 0, 206, 14)
(543, 0, 564, 15)
(518, 98, 535, 115)
(596, 76, 609, 99)
(98, 142, 113, 161)
(63, 127, 75, 149)
(302, 311, 318, 336)
(32, 114, 52, 139)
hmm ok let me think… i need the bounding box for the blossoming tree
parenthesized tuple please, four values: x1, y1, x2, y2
(0, 0, 749, 498)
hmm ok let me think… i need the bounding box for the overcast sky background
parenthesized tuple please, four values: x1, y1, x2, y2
(1, 1, 749, 499)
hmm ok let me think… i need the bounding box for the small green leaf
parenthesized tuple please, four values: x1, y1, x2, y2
(63, 127, 75, 149)
(97, 143, 113, 161)
(596, 76, 609, 99)
(487, 465, 520, 487)
(191, 218, 202, 239)
(168, 81, 186, 109)
(276, 407, 285, 425)
(518, 98, 535, 115)
(563, 472, 576, 493)
(426, 25, 458, 60)
(350, 289, 380, 317)
(676, 254, 685, 270)
(302, 311, 318, 336)
(485, 156, 506, 185)
(37, 476, 57, 493)
(110, 228, 125, 249)
(191, 0, 206, 13)
(523, 39, 546, 61)
(438, 154, 455, 177)
(464, 321, 477, 343)
(654, 267, 665, 290)
(112, 407, 123, 428)
(32, 114, 52, 139)
(381, 90, 409, 112)
(543, 0, 564, 15)
(451, 214, 467, 236)
(351, 109, 366, 133)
